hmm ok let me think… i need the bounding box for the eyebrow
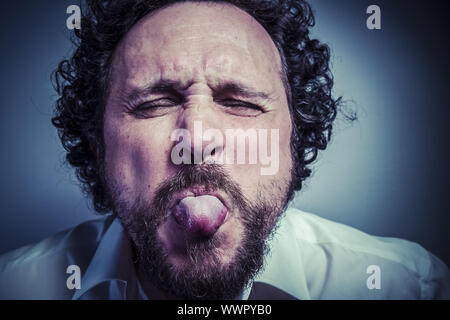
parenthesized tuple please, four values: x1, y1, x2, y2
(212, 81, 273, 102)
(122, 78, 273, 105)
(124, 79, 188, 105)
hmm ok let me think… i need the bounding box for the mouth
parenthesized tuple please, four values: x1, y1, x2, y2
(167, 186, 231, 238)
(167, 186, 232, 213)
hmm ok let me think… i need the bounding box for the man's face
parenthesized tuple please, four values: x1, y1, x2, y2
(103, 2, 293, 299)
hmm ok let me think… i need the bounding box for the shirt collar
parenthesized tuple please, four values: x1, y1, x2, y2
(72, 217, 147, 300)
(252, 210, 310, 299)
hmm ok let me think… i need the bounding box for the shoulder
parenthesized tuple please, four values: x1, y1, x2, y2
(0, 215, 113, 299)
(274, 207, 450, 299)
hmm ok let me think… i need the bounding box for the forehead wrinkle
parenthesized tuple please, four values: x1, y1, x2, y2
(120, 50, 263, 94)
(133, 1, 281, 71)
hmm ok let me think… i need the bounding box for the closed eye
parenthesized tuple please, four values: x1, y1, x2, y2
(128, 98, 180, 118)
(215, 99, 264, 117)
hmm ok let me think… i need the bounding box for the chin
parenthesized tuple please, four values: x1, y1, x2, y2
(157, 214, 245, 271)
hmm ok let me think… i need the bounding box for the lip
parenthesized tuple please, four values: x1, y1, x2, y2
(167, 186, 232, 214)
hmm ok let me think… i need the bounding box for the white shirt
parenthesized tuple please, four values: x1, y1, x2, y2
(0, 207, 448, 299)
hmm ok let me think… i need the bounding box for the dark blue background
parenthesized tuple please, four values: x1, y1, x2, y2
(0, 0, 449, 265)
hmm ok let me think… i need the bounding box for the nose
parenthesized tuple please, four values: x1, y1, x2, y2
(172, 100, 225, 166)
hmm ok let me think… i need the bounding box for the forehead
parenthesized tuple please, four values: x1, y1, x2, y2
(109, 2, 284, 92)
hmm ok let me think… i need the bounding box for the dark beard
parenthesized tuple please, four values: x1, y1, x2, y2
(110, 164, 292, 300)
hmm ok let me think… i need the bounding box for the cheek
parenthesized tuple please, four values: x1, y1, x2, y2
(103, 118, 174, 196)
(278, 118, 293, 171)
(225, 113, 293, 202)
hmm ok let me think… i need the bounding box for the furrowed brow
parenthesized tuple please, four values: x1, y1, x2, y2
(123, 79, 187, 104)
(213, 81, 273, 102)
(121, 79, 273, 105)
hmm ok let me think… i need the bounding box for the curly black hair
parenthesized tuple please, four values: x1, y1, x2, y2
(52, 0, 340, 213)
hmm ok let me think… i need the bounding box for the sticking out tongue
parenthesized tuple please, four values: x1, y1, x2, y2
(172, 195, 228, 238)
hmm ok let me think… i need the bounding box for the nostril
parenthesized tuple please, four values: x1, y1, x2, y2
(203, 147, 222, 164)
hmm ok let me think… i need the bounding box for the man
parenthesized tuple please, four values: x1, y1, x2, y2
(0, 0, 448, 299)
